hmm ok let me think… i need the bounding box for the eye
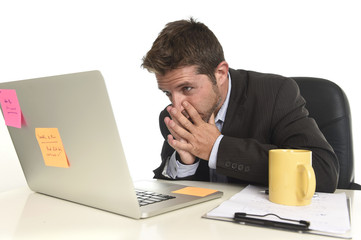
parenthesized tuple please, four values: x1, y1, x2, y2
(163, 91, 171, 97)
(183, 87, 193, 93)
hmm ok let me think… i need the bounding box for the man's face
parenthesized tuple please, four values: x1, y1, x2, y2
(156, 65, 222, 122)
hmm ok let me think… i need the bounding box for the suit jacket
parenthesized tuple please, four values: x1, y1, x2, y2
(154, 68, 339, 193)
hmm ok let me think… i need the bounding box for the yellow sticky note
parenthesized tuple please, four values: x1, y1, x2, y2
(35, 128, 70, 168)
(172, 187, 218, 197)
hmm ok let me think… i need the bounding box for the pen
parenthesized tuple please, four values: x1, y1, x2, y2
(234, 212, 310, 232)
(260, 189, 319, 198)
(260, 189, 269, 194)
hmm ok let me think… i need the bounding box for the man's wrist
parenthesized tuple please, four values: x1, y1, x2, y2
(175, 152, 199, 164)
(209, 134, 224, 169)
(163, 151, 199, 178)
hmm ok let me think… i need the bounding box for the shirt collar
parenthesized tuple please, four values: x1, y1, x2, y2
(215, 73, 231, 124)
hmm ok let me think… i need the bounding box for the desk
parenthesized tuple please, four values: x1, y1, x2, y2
(0, 180, 359, 240)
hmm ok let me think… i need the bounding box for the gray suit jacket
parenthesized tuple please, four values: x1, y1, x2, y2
(154, 68, 339, 193)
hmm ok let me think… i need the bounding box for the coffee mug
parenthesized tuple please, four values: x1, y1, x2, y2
(268, 149, 316, 206)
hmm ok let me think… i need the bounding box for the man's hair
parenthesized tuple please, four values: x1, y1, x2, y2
(141, 18, 225, 84)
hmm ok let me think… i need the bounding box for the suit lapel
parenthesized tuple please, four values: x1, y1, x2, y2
(221, 69, 248, 136)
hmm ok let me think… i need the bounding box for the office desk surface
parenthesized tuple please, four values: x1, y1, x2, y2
(0, 180, 359, 240)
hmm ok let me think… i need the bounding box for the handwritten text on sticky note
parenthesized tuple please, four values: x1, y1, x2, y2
(35, 128, 70, 168)
(0, 89, 22, 128)
(172, 187, 218, 197)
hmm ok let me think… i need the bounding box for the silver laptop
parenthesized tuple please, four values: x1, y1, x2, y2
(0, 71, 222, 219)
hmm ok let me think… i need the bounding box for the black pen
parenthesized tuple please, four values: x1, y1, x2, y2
(260, 189, 319, 198)
(234, 212, 310, 232)
(260, 189, 269, 195)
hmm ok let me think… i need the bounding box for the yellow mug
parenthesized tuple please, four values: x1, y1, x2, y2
(269, 149, 316, 206)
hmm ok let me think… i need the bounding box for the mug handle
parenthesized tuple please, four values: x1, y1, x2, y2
(299, 164, 316, 200)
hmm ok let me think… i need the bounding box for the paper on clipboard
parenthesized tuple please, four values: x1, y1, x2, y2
(204, 185, 351, 238)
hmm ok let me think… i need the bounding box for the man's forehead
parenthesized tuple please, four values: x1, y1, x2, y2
(156, 66, 198, 78)
(156, 66, 201, 89)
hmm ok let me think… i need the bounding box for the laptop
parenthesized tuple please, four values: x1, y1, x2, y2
(0, 70, 223, 219)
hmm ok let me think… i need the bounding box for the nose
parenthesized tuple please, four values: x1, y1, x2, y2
(171, 93, 185, 111)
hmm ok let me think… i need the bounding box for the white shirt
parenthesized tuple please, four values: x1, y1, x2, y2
(163, 74, 232, 178)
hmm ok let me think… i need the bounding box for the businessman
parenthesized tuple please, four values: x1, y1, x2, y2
(142, 18, 339, 192)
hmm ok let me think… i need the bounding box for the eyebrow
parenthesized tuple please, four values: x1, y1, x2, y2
(158, 81, 194, 92)
(176, 81, 193, 89)
(158, 87, 169, 93)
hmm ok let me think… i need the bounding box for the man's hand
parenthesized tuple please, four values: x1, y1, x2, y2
(164, 101, 221, 163)
(164, 113, 196, 164)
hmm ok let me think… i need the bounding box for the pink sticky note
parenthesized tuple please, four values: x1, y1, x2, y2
(0, 89, 22, 128)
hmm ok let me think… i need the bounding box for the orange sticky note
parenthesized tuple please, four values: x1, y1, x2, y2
(0, 89, 23, 128)
(172, 187, 218, 197)
(35, 128, 70, 168)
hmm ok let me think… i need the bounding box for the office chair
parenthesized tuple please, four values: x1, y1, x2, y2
(292, 77, 361, 190)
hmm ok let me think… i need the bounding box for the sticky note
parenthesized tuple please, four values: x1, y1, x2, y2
(0, 89, 23, 128)
(35, 128, 70, 168)
(172, 187, 218, 197)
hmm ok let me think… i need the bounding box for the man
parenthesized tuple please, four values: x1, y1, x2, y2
(142, 18, 339, 193)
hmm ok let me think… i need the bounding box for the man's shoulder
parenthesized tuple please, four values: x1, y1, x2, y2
(229, 68, 298, 93)
(230, 68, 290, 84)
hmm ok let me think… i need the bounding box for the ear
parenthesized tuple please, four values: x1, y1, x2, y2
(215, 61, 229, 86)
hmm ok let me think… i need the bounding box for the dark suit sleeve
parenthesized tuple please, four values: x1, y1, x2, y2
(216, 78, 339, 192)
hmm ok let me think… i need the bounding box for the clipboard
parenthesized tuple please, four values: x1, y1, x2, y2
(202, 185, 352, 239)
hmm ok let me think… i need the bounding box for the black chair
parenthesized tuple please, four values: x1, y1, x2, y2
(292, 77, 361, 190)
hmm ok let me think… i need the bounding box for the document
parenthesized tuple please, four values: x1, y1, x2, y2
(205, 185, 350, 236)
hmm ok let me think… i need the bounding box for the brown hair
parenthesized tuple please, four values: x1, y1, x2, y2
(141, 18, 225, 84)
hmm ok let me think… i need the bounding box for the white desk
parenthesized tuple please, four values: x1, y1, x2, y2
(0, 180, 359, 240)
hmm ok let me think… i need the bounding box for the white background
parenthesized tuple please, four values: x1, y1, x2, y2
(0, 0, 360, 192)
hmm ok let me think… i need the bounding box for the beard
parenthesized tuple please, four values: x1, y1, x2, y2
(199, 84, 223, 123)
(203, 97, 222, 122)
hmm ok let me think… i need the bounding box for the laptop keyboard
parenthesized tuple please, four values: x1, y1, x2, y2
(135, 189, 176, 207)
